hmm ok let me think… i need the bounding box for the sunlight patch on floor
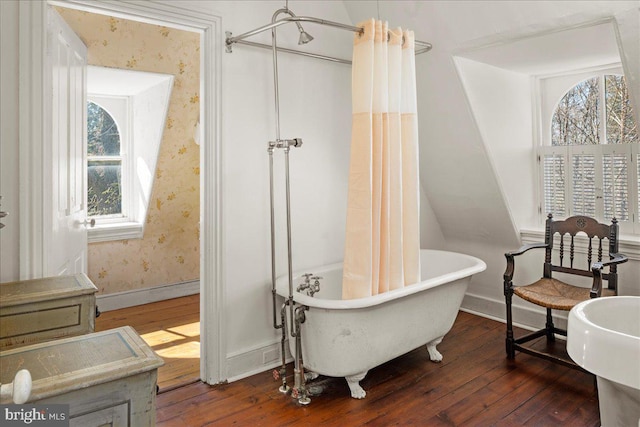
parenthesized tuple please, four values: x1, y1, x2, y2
(154, 341, 200, 359)
(167, 321, 200, 338)
(140, 329, 186, 345)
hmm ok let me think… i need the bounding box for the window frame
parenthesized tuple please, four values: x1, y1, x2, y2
(87, 97, 129, 221)
(87, 94, 141, 242)
(535, 64, 640, 235)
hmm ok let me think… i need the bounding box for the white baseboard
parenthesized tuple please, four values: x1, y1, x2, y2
(96, 280, 200, 312)
(226, 340, 292, 383)
(460, 292, 569, 332)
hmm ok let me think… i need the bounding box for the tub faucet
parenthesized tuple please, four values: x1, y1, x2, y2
(297, 274, 322, 297)
(297, 274, 312, 293)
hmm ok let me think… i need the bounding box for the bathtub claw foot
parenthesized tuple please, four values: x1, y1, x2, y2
(427, 337, 444, 363)
(345, 371, 368, 399)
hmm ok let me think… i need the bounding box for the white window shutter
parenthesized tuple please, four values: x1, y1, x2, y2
(542, 149, 566, 217)
(602, 145, 630, 221)
(570, 150, 597, 217)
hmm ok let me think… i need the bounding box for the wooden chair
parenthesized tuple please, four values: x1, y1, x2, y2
(503, 213, 628, 369)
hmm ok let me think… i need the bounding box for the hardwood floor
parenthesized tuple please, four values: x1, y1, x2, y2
(95, 294, 200, 392)
(148, 309, 600, 426)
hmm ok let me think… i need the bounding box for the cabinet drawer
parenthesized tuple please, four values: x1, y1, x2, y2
(1, 304, 81, 338)
(70, 402, 128, 427)
(0, 274, 97, 349)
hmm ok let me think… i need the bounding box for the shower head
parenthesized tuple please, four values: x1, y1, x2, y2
(272, 8, 314, 45)
(297, 29, 314, 45)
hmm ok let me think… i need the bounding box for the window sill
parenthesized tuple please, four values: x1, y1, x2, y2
(520, 229, 640, 261)
(88, 221, 143, 243)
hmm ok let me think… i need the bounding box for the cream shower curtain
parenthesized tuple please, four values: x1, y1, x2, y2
(342, 19, 421, 299)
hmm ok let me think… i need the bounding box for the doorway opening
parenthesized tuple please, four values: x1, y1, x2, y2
(48, 0, 223, 388)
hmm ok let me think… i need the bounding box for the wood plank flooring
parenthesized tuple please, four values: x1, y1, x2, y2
(141, 307, 599, 426)
(96, 297, 599, 425)
(95, 294, 200, 392)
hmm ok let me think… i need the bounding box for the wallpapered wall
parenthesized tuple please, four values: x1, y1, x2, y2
(57, 8, 200, 295)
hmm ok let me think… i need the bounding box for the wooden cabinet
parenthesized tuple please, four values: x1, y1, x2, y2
(0, 274, 97, 349)
(0, 326, 164, 426)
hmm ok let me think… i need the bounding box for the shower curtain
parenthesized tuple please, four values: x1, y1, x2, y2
(342, 19, 421, 299)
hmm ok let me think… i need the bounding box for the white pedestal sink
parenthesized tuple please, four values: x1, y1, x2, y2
(567, 296, 640, 427)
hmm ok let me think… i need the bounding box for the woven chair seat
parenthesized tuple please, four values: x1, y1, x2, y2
(514, 278, 615, 311)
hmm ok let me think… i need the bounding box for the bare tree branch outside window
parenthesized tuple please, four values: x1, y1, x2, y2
(87, 102, 123, 217)
(551, 77, 600, 146)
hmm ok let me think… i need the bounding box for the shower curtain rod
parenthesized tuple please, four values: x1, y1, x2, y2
(225, 15, 433, 65)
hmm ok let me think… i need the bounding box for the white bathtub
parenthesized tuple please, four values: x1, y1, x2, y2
(276, 249, 486, 398)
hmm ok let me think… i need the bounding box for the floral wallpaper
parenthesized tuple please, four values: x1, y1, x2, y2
(57, 8, 200, 295)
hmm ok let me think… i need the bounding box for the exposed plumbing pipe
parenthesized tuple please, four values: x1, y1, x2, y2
(268, 146, 280, 331)
(283, 147, 296, 331)
(293, 305, 310, 405)
(277, 301, 291, 393)
(267, 7, 308, 400)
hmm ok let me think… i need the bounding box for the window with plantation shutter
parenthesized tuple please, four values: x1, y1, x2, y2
(538, 69, 639, 234)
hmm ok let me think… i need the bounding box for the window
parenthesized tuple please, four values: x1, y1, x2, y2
(539, 68, 639, 234)
(86, 66, 173, 243)
(87, 101, 124, 218)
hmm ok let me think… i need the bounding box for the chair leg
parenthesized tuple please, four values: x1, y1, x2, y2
(545, 308, 555, 342)
(505, 288, 515, 359)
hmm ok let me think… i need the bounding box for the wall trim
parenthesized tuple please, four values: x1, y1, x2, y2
(96, 280, 200, 312)
(226, 340, 292, 384)
(18, 1, 47, 280)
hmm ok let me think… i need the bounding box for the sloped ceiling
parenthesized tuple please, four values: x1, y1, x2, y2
(342, 0, 639, 248)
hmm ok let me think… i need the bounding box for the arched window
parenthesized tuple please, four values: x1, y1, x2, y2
(87, 101, 123, 217)
(551, 75, 637, 146)
(540, 72, 639, 232)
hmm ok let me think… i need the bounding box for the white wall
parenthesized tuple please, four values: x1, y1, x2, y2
(453, 57, 536, 230)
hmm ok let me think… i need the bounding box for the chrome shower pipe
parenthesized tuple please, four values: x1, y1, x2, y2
(271, 8, 285, 141)
(267, 11, 302, 402)
(283, 147, 296, 332)
(268, 146, 280, 330)
(278, 301, 291, 393)
(270, 8, 299, 337)
(293, 305, 310, 405)
(269, 7, 313, 140)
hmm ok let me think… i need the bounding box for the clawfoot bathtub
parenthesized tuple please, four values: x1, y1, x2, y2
(276, 249, 486, 398)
